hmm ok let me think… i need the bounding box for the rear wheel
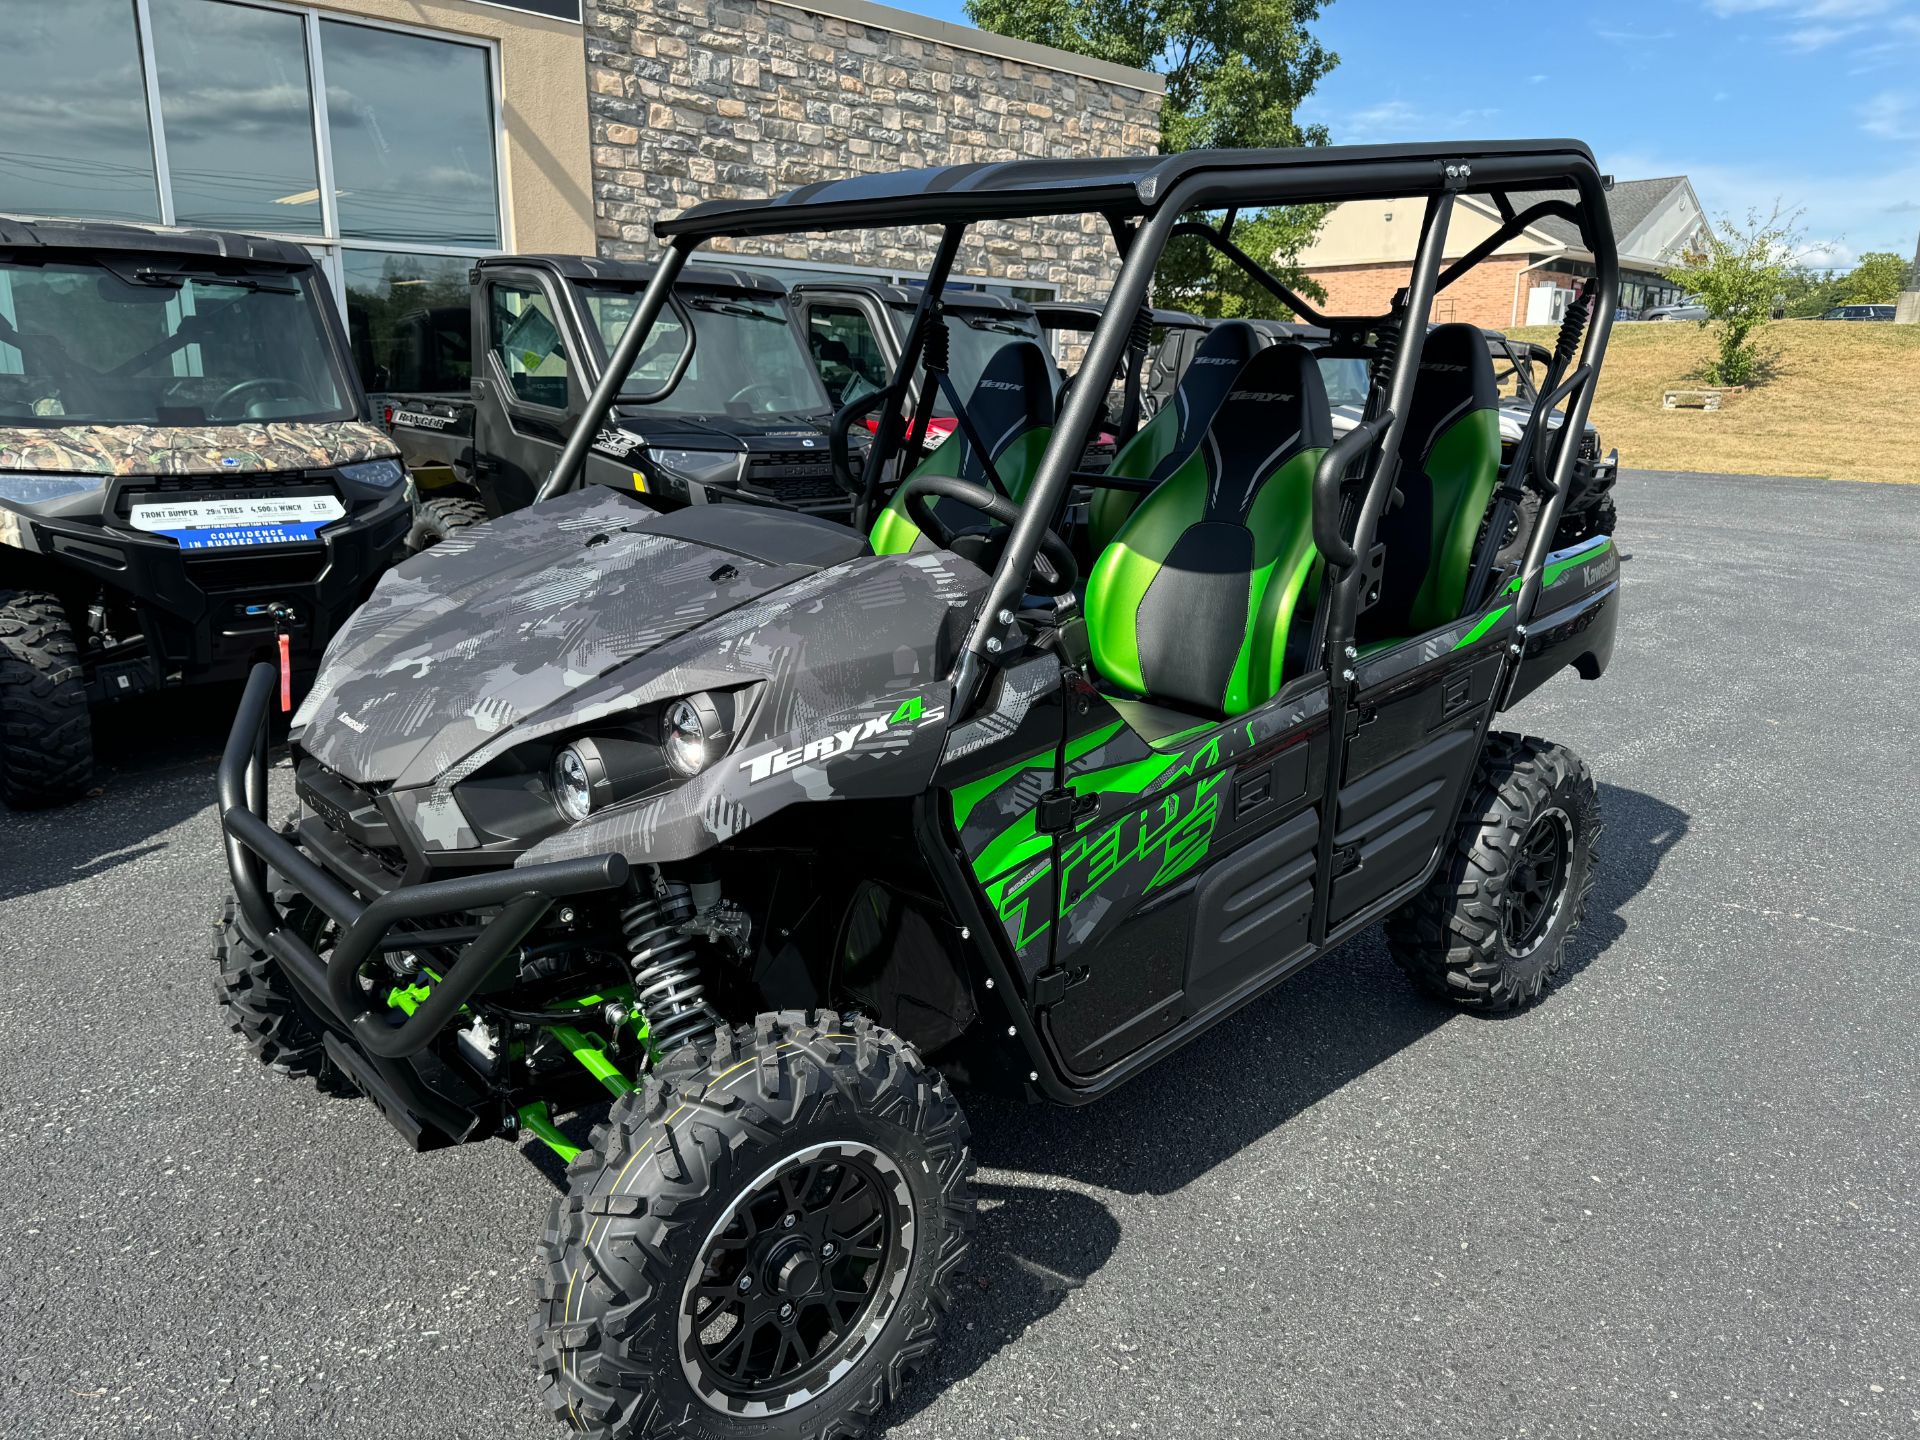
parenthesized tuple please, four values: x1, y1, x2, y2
(406, 493, 489, 551)
(1387, 734, 1600, 1010)
(0, 588, 94, 808)
(533, 1010, 975, 1439)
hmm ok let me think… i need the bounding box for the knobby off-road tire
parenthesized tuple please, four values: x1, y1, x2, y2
(213, 890, 338, 1083)
(406, 493, 490, 551)
(1387, 733, 1601, 1011)
(0, 588, 94, 808)
(534, 1010, 976, 1440)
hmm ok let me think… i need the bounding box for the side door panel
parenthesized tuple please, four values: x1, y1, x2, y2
(472, 269, 579, 515)
(1328, 644, 1504, 926)
(1042, 681, 1331, 1075)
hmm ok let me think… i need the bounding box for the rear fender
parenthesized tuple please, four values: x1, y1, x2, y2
(1502, 535, 1620, 708)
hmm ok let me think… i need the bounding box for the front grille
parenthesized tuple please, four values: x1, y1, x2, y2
(186, 547, 327, 590)
(744, 448, 850, 508)
(114, 469, 337, 514)
(295, 753, 406, 878)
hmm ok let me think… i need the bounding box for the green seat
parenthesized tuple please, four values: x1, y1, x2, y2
(1084, 343, 1332, 718)
(1086, 321, 1263, 553)
(869, 340, 1056, 556)
(1354, 323, 1502, 645)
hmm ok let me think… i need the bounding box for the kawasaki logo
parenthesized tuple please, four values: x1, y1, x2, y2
(738, 696, 945, 785)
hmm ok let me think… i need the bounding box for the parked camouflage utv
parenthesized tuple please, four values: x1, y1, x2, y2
(216, 141, 1623, 1439)
(0, 215, 408, 806)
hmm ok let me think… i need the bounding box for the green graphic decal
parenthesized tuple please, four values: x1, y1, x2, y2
(1454, 538, 1615, 651)
(1060, 735, 1225, 914)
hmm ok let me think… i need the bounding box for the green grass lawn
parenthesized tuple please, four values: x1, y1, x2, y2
(1510, 319, 1920, 485)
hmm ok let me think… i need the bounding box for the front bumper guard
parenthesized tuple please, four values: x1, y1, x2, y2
(218, 662, 630, 1065)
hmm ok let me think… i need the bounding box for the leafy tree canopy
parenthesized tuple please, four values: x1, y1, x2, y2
(965, 0, 1339, 317)
(1841, 252, 1907, 305)
(1664, 205, 1815, 387)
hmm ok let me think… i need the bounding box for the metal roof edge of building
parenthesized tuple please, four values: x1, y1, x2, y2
(765, 0, 1167, 95)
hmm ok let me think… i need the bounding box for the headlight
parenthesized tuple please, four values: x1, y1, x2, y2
(649, 448, 743, 488)
(0, 472, 108, 507)
(550, 736, 669, 821)
(664, 692, 732, 777)
(337, 457, 405, 489)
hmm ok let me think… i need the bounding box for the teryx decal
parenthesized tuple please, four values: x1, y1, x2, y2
(738, 695, 946, 785)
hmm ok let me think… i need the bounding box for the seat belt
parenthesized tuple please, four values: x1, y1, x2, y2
(921, 316, 1016, 501)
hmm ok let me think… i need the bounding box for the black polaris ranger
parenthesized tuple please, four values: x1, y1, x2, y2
(0, 214, 408, 807)
(383, 255, 851, 545)
(216, 141, 1622, 1439)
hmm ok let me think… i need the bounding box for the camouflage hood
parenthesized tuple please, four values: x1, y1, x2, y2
(0, 419, 396, 476)
(295, 489, 867, 789)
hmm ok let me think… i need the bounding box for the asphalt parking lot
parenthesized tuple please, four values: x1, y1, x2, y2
(1, 468, 1915, 1439)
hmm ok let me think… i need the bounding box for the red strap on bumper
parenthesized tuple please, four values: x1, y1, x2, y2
(278, 632, 292, 713)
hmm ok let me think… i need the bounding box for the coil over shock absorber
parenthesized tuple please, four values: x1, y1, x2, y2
(620, 874, 720, 1054)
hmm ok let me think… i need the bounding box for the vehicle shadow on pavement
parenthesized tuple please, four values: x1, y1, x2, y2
(0, 684, 243, 904)
(963, 782, 1690, 1198)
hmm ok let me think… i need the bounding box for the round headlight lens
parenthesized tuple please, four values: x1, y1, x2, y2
(664, 697, 710, 777)
(551, 745, 594, 821)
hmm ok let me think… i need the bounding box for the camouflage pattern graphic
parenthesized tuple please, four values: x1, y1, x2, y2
(292, 487, 988, 862)
(0, 420, 397, 477)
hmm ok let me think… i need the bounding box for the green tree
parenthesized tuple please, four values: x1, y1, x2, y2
(1663, 205, 1809, 387)
(965, 0, 1339, 317)
(1842, 252, 1907, 305)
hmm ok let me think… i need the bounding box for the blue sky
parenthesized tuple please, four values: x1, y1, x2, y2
(895, 0, 1920, 269)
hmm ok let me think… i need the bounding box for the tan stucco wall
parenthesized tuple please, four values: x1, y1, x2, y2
(1297, 197, 1541, 268)
(309, 0, 595, 253)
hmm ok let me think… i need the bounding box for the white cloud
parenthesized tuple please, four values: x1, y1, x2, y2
(1860, 90, 1920, 139)
(1338, 99, 1502, 144)
(1706, 0, 1920, 49)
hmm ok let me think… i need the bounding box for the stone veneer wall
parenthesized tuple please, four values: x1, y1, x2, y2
(583, 0, 1162, 299)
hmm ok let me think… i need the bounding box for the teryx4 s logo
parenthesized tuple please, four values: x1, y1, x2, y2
(738, 695, 946, 784)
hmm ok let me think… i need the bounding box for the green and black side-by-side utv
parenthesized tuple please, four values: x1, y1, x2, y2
(215, 142, 1622, 1439)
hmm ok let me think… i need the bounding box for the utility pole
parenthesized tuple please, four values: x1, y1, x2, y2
(1898, 227, 1920, 324)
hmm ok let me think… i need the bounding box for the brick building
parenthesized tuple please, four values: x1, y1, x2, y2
(1298, 176, 1708, 329)
(583, 0, 1162, 301)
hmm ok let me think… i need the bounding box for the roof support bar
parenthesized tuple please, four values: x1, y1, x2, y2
(1168, 219, 1330, 326)
(865, 223, 967, 521)
(1433, 199, 1581, 296)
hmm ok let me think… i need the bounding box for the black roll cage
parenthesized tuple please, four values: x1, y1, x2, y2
(537, 144, 1617, 724)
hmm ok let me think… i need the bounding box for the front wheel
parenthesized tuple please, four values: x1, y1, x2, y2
(0, 588, 94, 808)
(533, 1011, 975, 1439)
(406, 493, 489, 551)
(1387, 734, 1600, 1010)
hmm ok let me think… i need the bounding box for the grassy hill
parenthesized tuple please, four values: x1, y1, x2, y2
(1510, 319, 1920, 485)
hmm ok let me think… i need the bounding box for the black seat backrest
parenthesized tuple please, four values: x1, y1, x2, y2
(1087, 320, 1265, 550)
(944, 338, 1057, 490)
(1357, 323, 1503, 643)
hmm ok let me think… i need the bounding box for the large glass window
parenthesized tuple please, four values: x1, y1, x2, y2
(0, 0, 160, 223)
(0, 257, 351, 426)
(805, 303, 889, 408)
(342, 250, 473, 394)
(149, 0, 321, 234)
(321, 19, 500, 247)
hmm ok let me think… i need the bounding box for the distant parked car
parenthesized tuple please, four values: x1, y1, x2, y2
(1820, 304, 1896, 321)
(1644, 297, 1708, 322)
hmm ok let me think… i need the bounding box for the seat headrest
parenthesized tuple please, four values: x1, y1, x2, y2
(1402, 323, 1498, 457)
(961, 338, 1055, 455)
(1171, 320, 1263, 426)
(1196, 342, 1332, 520)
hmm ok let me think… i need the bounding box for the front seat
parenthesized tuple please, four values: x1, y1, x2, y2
(1084, 343, 1333, 718)
(1086, 320, 1264, 552)
(1354, 323, 1502, 646)
(869, 338, 1056, 556)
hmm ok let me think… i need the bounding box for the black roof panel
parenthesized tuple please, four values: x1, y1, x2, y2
(487, 253, 789, 296)
(660, 140, 1601, 241)
(0, 212, 318, 268)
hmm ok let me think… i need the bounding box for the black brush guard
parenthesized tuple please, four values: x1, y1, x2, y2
(218, 663, 630, 1144)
